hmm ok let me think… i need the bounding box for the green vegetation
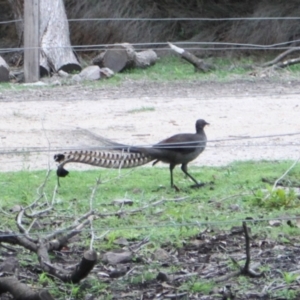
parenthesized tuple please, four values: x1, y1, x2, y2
(1, 160, 300, 298)
(127, 106, 155, 113)
(120, 56, 253, 82)
(2, 55, 300, 92)
(1, 160, 300, 238)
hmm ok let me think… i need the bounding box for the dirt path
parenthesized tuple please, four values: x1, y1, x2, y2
(0, 80, 299, 172)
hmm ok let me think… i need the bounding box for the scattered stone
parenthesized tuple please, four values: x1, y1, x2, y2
(153, 248, 170, 261)
(102, 250, 132, 264)
(58, 70, 70, 78)
(78, 65, 101, 81)
(100, 67, 114, 78)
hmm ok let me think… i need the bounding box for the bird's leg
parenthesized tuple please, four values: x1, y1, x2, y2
(181, 164, 205, 188)
(169, 164, 180, 191)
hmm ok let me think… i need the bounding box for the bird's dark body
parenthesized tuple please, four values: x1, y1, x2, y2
(54, 119, 208, 188)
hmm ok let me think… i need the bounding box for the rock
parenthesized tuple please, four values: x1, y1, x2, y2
(100, 67, 114, 78)
(58, 70, 70, 78)
(72, 74, 82, 82)
(78, 65, 101, 81)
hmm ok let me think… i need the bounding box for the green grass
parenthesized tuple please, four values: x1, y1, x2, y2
(126, 106, 155, 113)
(1, 160, 300, 298)
(1, 160, 300, 239)
(120, 56, 252, 82)
(3, 55, 300, 92)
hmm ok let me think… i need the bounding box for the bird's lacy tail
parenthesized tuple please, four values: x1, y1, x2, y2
(54, 149, 153, 177)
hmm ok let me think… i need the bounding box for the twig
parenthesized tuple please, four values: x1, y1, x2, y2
(89, 222, 95, 251)
(240, 221, 262, 277)
(45, 210, 95, 240)
(272, 157, 300, 190)
(215, 222, 263, 283)
(261, 47, 300, 67)
(16, 209, 37, 242)
(51, 184, 58, 206)
(98, 196, 190, 218)
(90, 177, 101, 210)
(215, 192, 250, 202)
(97, 198, 165, 217)
(94, 230, 110, 241)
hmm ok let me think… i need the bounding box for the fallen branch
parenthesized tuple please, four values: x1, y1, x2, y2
(262, 47, 300, 67)
(168, 42, 215, 72)
(97, 196, 190, 218)
(272, 157, 300, 191)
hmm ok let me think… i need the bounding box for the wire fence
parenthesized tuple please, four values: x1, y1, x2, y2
(1, 40, 300, 54)
(0, 132, 300, 156)
(1, 16, 300, 53)
(1, 17, 300, 232)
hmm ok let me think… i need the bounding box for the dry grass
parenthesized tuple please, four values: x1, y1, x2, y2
(1, 0, 300, 58)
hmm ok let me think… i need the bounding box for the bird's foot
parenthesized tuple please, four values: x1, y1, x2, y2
(172, 184, 180, 192)
(190, 182, 205, 189)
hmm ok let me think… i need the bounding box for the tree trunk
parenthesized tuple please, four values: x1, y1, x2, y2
(39, 0, 81, 74)
(0, 56, 10, 82)
(7, 0, 81, 75)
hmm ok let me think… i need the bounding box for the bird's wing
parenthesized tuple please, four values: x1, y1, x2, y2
(153, 133, 204, 154)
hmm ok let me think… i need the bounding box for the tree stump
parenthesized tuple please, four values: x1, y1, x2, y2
(0, 56, 10, 82)
(7, 0, 81, 76)
(93, 43, 157, 73)
(39, 0, 81, 74)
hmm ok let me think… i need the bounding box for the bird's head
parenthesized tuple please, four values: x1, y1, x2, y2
(195, 119, 209, 132)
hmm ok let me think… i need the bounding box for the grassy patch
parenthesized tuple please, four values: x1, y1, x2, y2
(1, 160, 300, 298)
(1, 160, 300, 241)
(126, 106, 155, 114)
(120, 56, 253, 82)
(3, 55, 300, 92)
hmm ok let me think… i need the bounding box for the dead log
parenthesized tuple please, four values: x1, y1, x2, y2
(0, 277, 54, 300)
(0, 56, 10, 82)
(39, 0, 81, 74)
(92, 43, 157, 72)
(168, 42, 215, 72)
(68, 250, 98, 283)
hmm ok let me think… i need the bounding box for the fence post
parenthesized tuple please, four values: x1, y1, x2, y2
(24, 0, 40, 82)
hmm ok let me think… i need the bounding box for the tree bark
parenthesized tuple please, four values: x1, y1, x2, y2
(0, 277, 54, 300)
(6, 0, 24, 41)
(93, 43, 157, 72)
(0, 56, 10, 82)
(39, 0, 81, 74)
(7, 0, 81, 75)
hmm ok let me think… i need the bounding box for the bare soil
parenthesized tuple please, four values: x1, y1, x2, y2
(0, 79, 300, 172)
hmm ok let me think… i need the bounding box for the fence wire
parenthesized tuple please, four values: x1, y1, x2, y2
(0, 131, 300, 156)
(3, 16, 300, 24)
(1, 39, 300, 54)
(1, 16, 300, 53)
(0, 215, 299, 239)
